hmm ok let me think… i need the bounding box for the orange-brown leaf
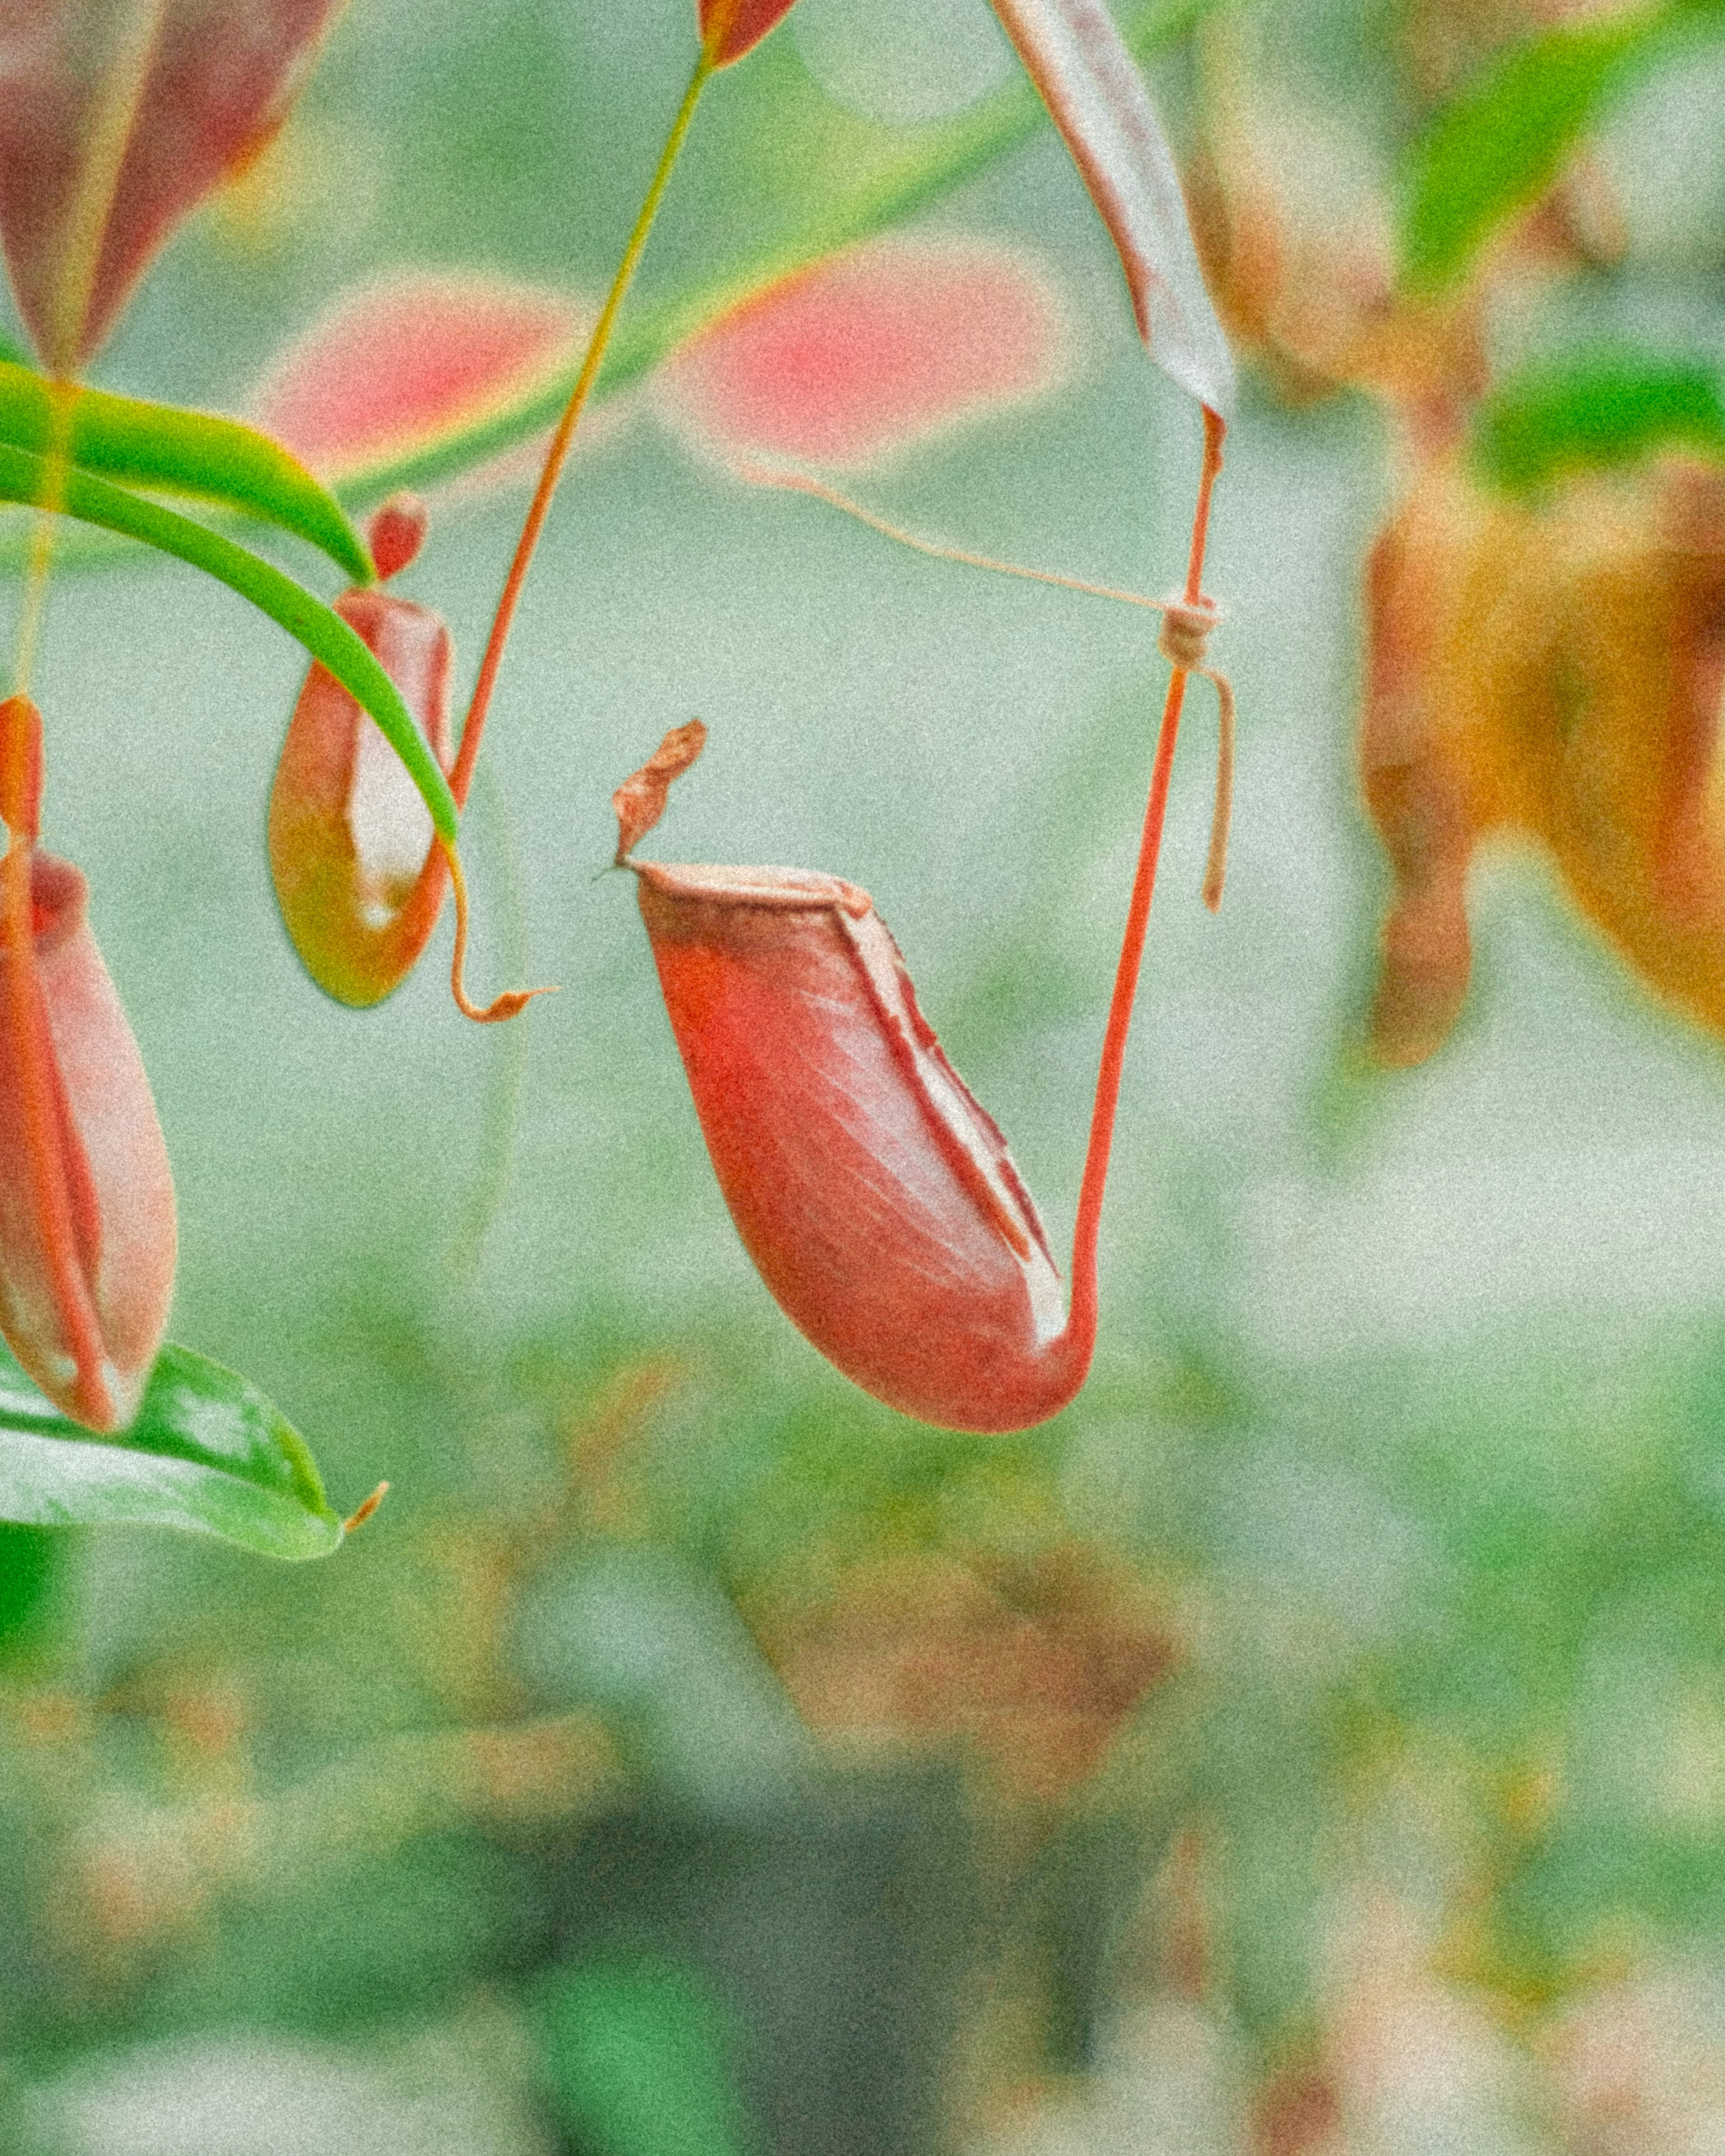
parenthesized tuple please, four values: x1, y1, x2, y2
(612, 721, 708, 866)
(1360, 453, 1725, 1060)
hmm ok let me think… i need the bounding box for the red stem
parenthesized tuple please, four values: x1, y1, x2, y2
(1066, 405, 1225, 1356)
(0, 790, 103, 1398)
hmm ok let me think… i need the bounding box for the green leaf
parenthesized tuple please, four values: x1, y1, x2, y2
(1472, 350, 1725, 494)
(0, 1521, 62, 1650)
(536, 1952, 754, 2156)
(0, 1340, 342, 1558)
(0, 362, 374, 583)
(1399, 1, 1699, 291)
(0, 440, 459, 844)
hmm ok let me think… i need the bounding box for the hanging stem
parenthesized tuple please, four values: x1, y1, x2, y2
(11, 0, 168, 699)
(1066, 406, 1226, 1352)
(734, 463, 1179, 614)
(450, 50, 715, 806)
(444, 759, 531, 1273)
(734, 462, 1236, 913)
(9, 386, 75, 702)
(0, 697, 103, 1398)
(429, 47, 713, 1022)
(439, 839, 552, 1025)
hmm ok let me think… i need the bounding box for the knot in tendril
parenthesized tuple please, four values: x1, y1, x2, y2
(1157, 596, 1222, 673)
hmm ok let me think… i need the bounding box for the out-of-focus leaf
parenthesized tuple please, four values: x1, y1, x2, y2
(1472, 350, 1725, 495)
(251, 271, 588, 494)
(0, 1339, 341, 1558)
(1360, 452, 1725, 1065)
(536, 1951, 753, 2156)
(516, 1548, 817, 1814)
(1398, 0, 1721, 291)
(0, 1522, 60, 1648)
(215, 0, 1223, 516)
(657, 237, 1069, 469)
(0, 0, 344, 367)
(985, 0, 1235, 415)
(0, 362, 372, 580)
(701, 0, 802, 67)
(0, 439, 459, 843)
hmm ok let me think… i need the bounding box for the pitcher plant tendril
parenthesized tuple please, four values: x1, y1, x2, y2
(619, 410, 1226, 1432)
(431, 1, 796, 1018)
(399, 39, 724, 1023)
(733, 457, 1235, 908)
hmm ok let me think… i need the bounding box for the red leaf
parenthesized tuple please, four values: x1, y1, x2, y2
(0, 698, 175, 1431)
(657, 239, 1069, 470)
(268, 506, 455, 1009)
(0, 0, 342, 369)
(987, 0, 1234, 416)
(251, 272, 589, 484)
(618, 729, 1086, 1433)
(699, 0, 801, 68)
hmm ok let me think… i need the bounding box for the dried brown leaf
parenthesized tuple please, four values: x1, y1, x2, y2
(612, 720, 708, 865)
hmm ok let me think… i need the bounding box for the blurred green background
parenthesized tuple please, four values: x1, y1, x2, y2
(8, 0, 1725, 2148)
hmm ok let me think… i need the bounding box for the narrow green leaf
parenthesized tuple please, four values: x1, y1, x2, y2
(1472, 350, 1725, 494)
(0, 1341, 342, 1558)
(0, 441, 458, 843)
(0, 362, 373, 582)
(1400, 3, 1685, 292)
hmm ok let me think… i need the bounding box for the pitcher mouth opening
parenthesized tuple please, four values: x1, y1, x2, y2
(631, 858, 874, 915)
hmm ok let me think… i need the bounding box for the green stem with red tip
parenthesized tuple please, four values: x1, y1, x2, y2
(451, 49, 717, 806)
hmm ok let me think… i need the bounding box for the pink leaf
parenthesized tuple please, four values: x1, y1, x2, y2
(0, 0, 343, 369)
(250, 271, 589, 485)
(699, 0, 801, 68)
(656, 238, 1070, 471)
(987, 0, 1234, 417)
